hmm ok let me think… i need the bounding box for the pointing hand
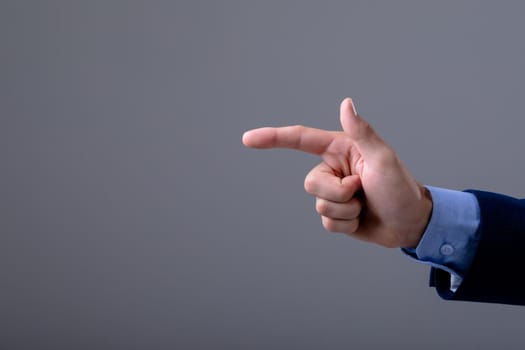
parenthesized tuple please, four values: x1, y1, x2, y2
(242, 98, 432, 248)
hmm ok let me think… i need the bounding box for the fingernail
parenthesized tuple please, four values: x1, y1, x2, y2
(350, 99, 358, 116)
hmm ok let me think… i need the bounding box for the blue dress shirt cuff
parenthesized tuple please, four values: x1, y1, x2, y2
(402, 186, 481, 291)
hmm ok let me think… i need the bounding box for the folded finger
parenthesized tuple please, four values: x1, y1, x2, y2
(316, 197, 362, 220)
(304, 162, 361, 202)
(321, 216, 359, 234)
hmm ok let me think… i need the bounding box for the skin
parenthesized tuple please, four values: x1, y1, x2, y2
(242, 98, 432, 249)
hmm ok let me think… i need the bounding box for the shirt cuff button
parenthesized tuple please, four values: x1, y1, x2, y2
(440, 243, 455, 256)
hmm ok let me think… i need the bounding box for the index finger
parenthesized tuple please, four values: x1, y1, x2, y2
(242, 125, 337, 155)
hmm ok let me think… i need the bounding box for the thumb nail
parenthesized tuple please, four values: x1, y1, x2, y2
(350, 99, 358, 116)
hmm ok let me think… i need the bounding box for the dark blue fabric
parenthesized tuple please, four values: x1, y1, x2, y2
(430, 190, 525, 305)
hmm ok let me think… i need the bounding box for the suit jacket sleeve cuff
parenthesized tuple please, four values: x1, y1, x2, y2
(431, 190, 525, 305)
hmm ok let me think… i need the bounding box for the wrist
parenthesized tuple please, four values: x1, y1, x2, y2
(403, 185, 433, 249)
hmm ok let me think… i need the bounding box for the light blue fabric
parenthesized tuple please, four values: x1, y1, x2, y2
(403, 186, 481, 291)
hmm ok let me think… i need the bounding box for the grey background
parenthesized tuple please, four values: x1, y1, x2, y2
(2, 1, 525, 349)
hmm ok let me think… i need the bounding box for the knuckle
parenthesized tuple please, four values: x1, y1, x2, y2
(304, 168, 324, 195)
(315, 199, 328, 215)
(304, 175, 316, 194)
(322, 217, 337, 232)
(290, 124, 305, 136)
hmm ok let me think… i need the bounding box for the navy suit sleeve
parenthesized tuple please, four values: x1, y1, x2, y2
(430, 190, 525, 305)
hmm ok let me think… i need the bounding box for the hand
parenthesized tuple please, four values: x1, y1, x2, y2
(242, 98, 432, 248)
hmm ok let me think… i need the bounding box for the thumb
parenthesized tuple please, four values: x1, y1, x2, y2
(339, 98, 386, 157)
